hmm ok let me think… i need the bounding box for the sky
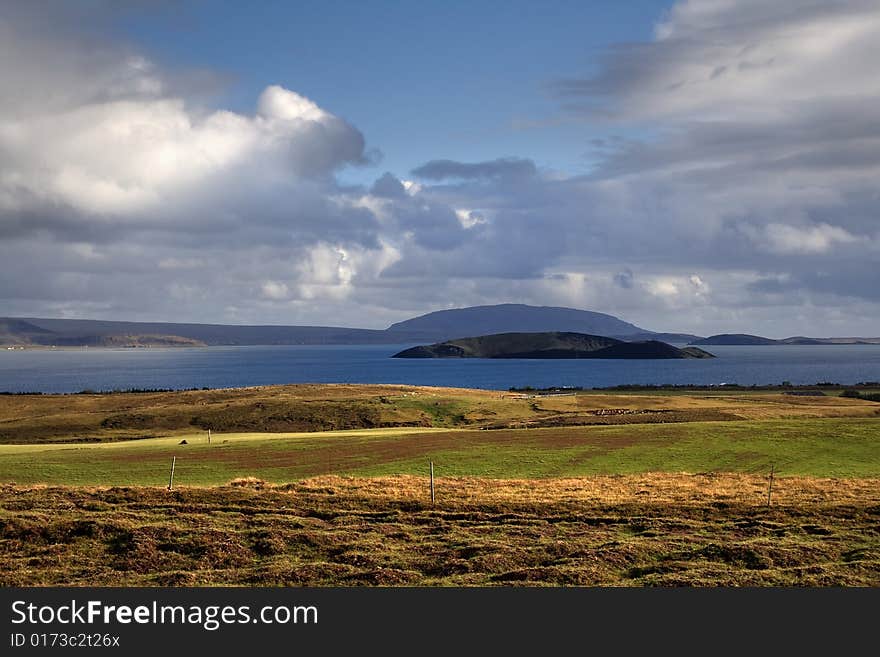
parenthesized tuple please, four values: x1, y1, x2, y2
(1, 0, 879, 338)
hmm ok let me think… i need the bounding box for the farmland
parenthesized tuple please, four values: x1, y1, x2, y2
(1, 418, 879, 486)
(0, 383, 878, 585)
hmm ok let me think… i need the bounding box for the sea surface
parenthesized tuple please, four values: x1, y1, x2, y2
(2, 344, 880, 393)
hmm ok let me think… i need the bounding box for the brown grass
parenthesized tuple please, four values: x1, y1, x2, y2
(297, 473, 880, 506)
(2, 475, 878, 587)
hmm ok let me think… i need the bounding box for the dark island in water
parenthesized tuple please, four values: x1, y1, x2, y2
(392, 332, 716, 359)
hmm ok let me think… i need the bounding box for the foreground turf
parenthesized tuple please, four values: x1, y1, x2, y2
(2, 475, 878, 586)
(0, 418, 877, 486)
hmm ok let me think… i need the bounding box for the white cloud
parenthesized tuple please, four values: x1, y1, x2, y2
(401, 180, 422, 196)
(294, 244, 355, 301)
(647, 278, 679, 298)
(257, 85, 329, 122)
(0, 86, 364, 219)
(454, 209, 488, 229)
(621, 0, 880, 121)
(688, 274, 709, 294)
(746, 222, 858, 255)
(260, 280, 290, 300)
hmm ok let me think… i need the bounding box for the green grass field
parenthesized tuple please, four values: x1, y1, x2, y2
(2, 418, 877, 486)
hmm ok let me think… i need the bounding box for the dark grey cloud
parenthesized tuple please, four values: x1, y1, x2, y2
(411, 157, 537, 181)
(749, 259, 880, 303)
(370, 173, 407, 199)
(614, 270, 634, 289)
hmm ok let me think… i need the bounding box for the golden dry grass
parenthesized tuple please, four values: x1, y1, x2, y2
(2, 475, 879, 586)
(258, 473, 880, 506)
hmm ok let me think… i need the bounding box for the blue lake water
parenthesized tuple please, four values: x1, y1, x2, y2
(2, 344, 880, 393)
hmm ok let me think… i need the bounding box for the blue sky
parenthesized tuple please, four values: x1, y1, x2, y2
(120, 0, 671, 182)
(2, 0, 879, 336)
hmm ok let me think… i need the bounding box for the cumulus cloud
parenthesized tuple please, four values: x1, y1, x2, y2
(0, 85, 366, 222)
(0, 3, 393, 326)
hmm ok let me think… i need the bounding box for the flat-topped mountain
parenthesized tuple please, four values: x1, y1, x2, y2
(392, 332, 716, 359)
(387, 303, 702, 343)
(388, 304, 643, 338)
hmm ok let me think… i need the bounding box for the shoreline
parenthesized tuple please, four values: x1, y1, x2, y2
(2, 380, 880, 397)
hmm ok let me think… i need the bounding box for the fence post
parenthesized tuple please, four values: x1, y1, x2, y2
(767, 464, 774, 506)
(168, 456, 176, 491)
(430, 461, 435, 505)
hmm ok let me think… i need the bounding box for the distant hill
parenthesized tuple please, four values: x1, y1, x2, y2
(387, 304, 647, 340)
(0, 319, 54, 345)
(0, 318, 206, 348)
(779, 336, 880, 345)
(392, 332, 716, 359)
(76, 334, 206, 348)
(690, 334, 779, 346)
(0, 318, 211, 348)
(614, 331, 704, 344)
(7, 318, 397, 346)
(691, 334, 880, 346)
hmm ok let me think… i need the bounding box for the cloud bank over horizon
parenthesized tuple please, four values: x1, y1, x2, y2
(1, 1, 879, 338)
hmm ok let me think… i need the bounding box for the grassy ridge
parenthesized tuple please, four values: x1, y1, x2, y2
(1, 418, 878, 486)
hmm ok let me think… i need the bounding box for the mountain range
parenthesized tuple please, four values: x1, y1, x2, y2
(689, 334, 880, 346)
(0, 304, 699, 347)
(1, 304, 877, 347)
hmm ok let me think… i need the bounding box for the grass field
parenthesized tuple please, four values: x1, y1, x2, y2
(1, 383, 878, 586)
(0, 418, 878, 486)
